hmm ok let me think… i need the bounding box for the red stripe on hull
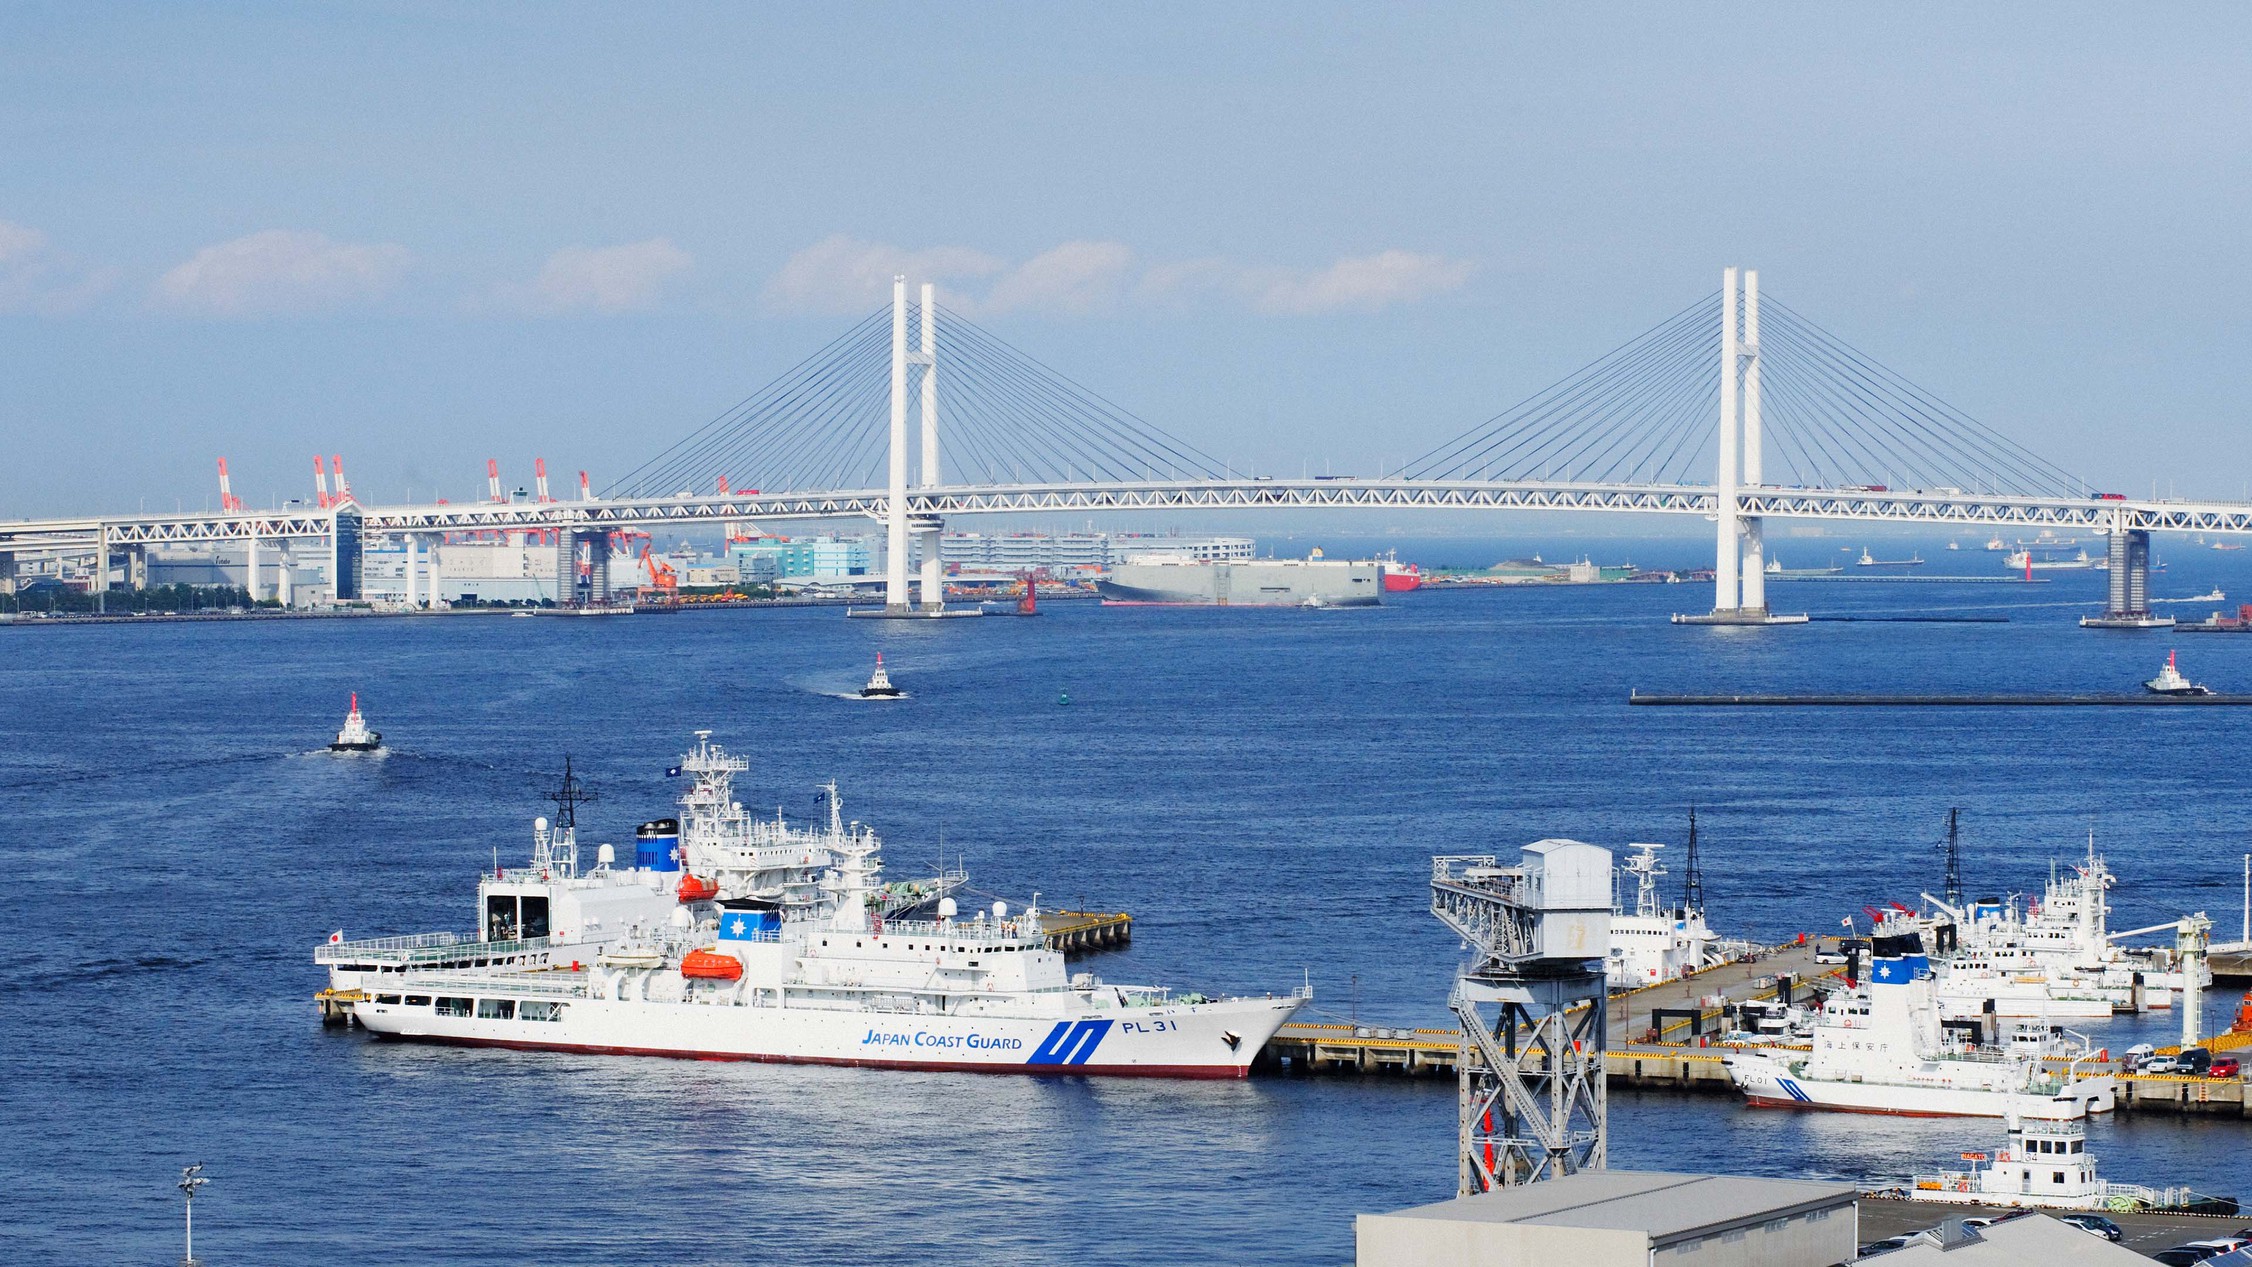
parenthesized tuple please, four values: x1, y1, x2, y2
(375, 1033, 1252, 1079)
(1742, 1095, 1967, 1118)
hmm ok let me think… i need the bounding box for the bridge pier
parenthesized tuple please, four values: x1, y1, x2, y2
(555, 527, 612, 607)
(0, 550, 14, 596)
(1675, 267, 1805, 627)
(2081, 518, 2171, 628)
(331, 507, 364, 601)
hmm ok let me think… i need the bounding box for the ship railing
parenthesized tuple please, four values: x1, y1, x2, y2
(316, 931, 560, 966)
(858, 916, 1047, 946)
(393, 969, 589, 998)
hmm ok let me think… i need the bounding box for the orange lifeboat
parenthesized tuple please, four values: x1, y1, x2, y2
(680, 948, 743, 981)
(677, 874, 720, 902)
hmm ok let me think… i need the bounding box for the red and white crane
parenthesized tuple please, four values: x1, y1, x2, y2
(578, 470, 591, 501)
(330, 455, 352, 505)
(534, 458, 554, 503)
(216, 458, 245, 512)
(486, 459, 505, 503)
(313, 456, 331, 509)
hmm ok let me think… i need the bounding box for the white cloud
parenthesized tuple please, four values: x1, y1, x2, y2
(979, 241, 1135, 315)
(768, 236, 1474, 319)
(506, 238, 693, 314)
(764, 234, 1006, 315)
(1244, 249, 1476, 315)
(152, 230, 411, 317)
(0, 220, 121, 314)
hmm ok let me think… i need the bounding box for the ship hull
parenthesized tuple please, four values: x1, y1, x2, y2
(354, 990, 1302, 1079)
(1725, 1052, 2116, 1117)
(1096, 559, 1382, 607)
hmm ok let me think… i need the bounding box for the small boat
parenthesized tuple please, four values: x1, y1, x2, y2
(328, 693, 382, 751)
(2145, 650, 2213, 696)
(2188, 589, 2226, 603)
(860, 653, 903, 699)
(1946, 540, 1961, 551)
(2217, 542, 2246, 552)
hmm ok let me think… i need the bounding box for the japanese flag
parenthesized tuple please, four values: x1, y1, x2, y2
(328, 929, 344, 944)
(1839, 916, 1853, 929)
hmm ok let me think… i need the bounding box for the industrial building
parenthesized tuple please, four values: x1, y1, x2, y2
(1355, 1170, 1858, 1267)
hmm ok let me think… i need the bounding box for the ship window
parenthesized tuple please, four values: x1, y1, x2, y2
(519, 1001, 563, 1022)
(436, 997, 472, 1017)
(375, 994, 401, 1005)
(476, 998, 515, 1020)
(404, 995, 430, 1007)
(2053, 1171, 2066, 1184)
(2069, 1140, 2082, 1153)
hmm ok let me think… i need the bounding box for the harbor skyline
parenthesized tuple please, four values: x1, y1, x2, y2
(7, 6, 2252, 514)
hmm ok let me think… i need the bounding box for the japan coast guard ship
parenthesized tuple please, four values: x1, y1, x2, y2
(1722, 928, 2116, 1118)
(326, 736, 1306, 1077)
(318, 737, 964, 999)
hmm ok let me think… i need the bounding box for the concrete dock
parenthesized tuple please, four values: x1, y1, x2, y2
(1262, 941, 1828, 1079)
(1038, 909, 1132, 954)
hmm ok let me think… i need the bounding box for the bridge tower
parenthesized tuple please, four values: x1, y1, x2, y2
(2081, 507, 2172, 628)
(1431, 841, 1612, 1192)
(872, 275, 961, 618)
(1676, 268, 1803, 626)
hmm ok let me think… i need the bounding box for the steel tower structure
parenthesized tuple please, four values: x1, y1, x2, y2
(1431, 841, 1613, 1193)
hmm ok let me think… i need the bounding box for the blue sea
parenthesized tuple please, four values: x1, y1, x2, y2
(5, 533, 2250, 1266)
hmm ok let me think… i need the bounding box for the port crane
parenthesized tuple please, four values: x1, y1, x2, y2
(1431, 841, 1612, 1192)
(638, 544, 679, 601)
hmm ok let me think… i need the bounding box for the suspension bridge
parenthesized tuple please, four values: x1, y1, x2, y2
(3, 268, 2240, 627)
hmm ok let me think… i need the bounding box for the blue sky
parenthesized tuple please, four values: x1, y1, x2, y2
(4, 4, 2250, 515)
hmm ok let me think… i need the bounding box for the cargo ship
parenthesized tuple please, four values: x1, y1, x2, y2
(1096, 555, 1382, 607)
(1377, 551, 1422, 592)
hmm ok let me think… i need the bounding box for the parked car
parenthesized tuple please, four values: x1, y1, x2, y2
(2123, 1042, 2157, 1071)
(2211, 1056, 2242, 1079)
(2061, 1213, 2123, 1241)
(2182, 1046, 2215, 1075)
(2145, 1055, 2186, 1075)
(2157, 1235, 2252, 1266)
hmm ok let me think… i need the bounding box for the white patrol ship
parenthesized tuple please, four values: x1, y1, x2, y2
(343, 788, 1307, 1077)
(317, 737, 963, 999)
(1722, 929, 2116, 1118)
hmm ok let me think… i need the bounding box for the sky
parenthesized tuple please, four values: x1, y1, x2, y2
(4, 3, 2251, 517)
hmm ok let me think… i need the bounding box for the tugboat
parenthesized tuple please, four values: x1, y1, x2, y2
(2145, 650, 2213, 696)
(860, 653, 903, 699)
(328, 693, 381, 751)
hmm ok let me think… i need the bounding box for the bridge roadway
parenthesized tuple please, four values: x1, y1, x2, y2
(10, 478, 2252, 548)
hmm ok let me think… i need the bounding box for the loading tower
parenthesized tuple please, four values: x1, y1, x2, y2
(1431, 840, 1613, 1193)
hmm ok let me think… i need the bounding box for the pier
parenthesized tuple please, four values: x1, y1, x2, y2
(1262, 941, 1828, 1079)
(1630, 692, 2252, 707)
(1038, 909, 1132, 954)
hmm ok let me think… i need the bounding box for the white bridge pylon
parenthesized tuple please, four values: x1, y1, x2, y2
(885, 275, 945, 613)
(1687, 266, 1804, 626)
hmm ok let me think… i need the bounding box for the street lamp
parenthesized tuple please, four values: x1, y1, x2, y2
(177, 1163, 210, 1266)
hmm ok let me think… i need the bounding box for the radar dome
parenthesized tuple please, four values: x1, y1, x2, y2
(937, 897, 958, 920)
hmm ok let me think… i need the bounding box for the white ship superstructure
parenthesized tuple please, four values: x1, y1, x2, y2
(1722, 930, 2116, 1118)
(1921, 841, 2205, 1015)
(1606, 844, 1723, 989)
(341, 773, 1304, 1077)
(318, 735, 962, 996)
(1908, 1103, 2219, 1212)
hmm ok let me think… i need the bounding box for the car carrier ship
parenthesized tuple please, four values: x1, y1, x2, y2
(1096, 555, 1382, 606)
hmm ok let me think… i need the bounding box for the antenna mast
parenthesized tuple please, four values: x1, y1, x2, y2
(1681, 806, 1704, 915)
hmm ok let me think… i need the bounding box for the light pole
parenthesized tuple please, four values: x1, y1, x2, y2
(178, 1163, 209, 1266)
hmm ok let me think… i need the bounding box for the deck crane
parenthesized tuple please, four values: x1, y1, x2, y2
(2109, 914, 2213, 1048)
